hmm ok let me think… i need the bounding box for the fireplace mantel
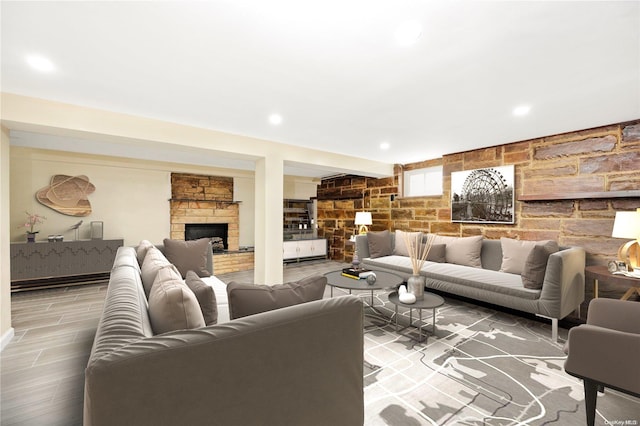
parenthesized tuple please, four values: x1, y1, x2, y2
(169, 198, 241, 204)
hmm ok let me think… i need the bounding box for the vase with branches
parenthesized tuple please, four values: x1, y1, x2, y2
(402, 231, 434, 300)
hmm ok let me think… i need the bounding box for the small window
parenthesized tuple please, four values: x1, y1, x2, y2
(403, 166, 443, 197)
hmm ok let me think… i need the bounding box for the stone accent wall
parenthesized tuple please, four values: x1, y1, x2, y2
(170, 173, 240, 250)
(318, 120, 640, 283)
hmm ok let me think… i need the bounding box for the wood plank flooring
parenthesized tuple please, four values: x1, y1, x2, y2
(0, 260, 347, 426)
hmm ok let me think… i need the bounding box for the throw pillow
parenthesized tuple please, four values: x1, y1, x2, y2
(522, 242, 559, 289)
(394, 230, 423, 257)
(426, 244, 446, 263)
(432, 235, 483, 267)
(185, 270, 217, 326)
(227, 275, 327, 319)
(162, 238, 211, 278)
(136, 239, 155, 266)
(148, 267, 205, 334)
(367, 230, 393, 258)
(141, 247, 175, 297)
(500, 238, 559, 275)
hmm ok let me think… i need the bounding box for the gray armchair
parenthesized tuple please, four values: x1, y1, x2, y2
(564, 298, 640, 426)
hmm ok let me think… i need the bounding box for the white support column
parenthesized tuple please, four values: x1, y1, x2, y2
(1, 126, 14, 351)
(254, 155, 284, 285)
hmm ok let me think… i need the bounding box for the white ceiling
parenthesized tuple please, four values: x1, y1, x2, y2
(2, 1, 639, 177)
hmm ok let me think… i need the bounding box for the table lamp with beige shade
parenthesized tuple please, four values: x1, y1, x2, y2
(611, 208, 640, 272)
(355, 211, 372, 235)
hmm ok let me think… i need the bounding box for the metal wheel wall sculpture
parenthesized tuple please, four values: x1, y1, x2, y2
(451, 166, 514, 223)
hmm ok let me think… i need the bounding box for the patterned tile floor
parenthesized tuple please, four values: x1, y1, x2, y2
(2, 260, 638, 425)
(358, 292, 640, 426)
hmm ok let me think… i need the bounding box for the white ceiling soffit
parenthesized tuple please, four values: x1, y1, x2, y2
(9, 130, 258, 172)
(1, 1, 639, 166)
(10, 130, 354, 178)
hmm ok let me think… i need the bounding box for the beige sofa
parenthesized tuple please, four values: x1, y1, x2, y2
(84, 245, 364, 426)
(356, 232, 585, 341)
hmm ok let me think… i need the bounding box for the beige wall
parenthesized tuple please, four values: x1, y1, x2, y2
(284, 176, 319, 200)
(9, 147, 265, 246)
(9, 147, 319, 248)
(234, 176, 255, 247)
(11, 148, 170, 245)
(1, 126, 13, 348)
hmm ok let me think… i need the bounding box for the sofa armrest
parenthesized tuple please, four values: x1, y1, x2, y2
(565, 324, 640, 395)
(85, 296, 364, 426)
(538, 247, 585, 319)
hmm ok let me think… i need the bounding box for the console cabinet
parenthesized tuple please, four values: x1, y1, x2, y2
(10, 239, 123, 292)
(283, 238, 327, 262)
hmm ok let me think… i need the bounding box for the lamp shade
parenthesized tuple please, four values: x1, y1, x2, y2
(354, 212, 372, 226)
(612, 210, 640, 240)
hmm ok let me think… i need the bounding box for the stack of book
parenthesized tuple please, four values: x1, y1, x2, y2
(341, 268, 375, 279)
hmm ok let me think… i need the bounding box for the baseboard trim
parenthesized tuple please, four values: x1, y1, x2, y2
(1, 327, 15, 352)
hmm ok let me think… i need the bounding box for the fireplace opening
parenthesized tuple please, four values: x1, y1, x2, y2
(185, 223, 228, 252)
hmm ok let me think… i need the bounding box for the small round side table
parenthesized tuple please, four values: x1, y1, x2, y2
(388, 291, 445, 341)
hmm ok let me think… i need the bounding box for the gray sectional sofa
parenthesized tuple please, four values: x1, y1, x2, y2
(84, 244, 364, 426)
(356, 231, 585, 341)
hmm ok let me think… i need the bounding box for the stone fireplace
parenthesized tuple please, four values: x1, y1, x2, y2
(169, 173, 239, 251)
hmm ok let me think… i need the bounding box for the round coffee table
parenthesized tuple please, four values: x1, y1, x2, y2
(324, 270, 403, 309)
(388, 291, 445, 341)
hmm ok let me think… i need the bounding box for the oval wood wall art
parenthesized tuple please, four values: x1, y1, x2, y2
(36, 175, 95, 217)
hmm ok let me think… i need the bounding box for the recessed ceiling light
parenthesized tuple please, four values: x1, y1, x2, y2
(380, 142, 390, 150)
(395, 21, 422, 47)
(268, 114, 283, 125)
(513, 105, 531, 116)
(26, 54, 55, 73)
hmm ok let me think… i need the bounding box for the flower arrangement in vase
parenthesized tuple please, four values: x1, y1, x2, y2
(402, 231, 434, 300)
(19, 211, 46, 242)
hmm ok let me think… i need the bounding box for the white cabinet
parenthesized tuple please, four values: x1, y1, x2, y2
(283, 238, 327, 262)
(283, 240, 300, 260)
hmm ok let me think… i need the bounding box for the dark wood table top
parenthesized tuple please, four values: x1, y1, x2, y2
(585, 265, 640, 285)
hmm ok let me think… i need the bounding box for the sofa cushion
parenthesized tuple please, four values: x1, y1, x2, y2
(422, 262, 541, 300)
(141, 247, 176, 297)
(500, 238, 559, 275)
(185, 271, 217, 326)
(522, 242, 559, 289)
(367, 230, 393, 258)
(148, 267, 205, 334)
(227, 275, 327, 319)
(163, 238, 211, 278)
(432, 235, 483, 268)
(394, 230, 423, 257)
(199, 276, 230, 323)
(363, 255, 415, 275)
(426, 244, 446, 263)
(136, 239, 155, 266)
